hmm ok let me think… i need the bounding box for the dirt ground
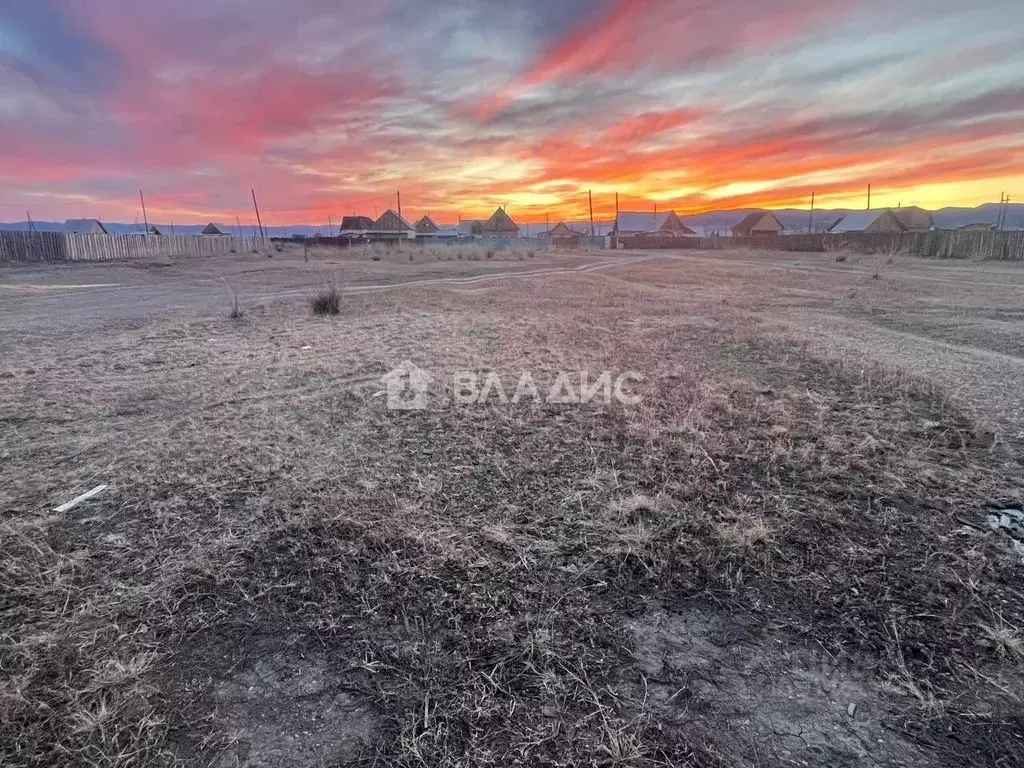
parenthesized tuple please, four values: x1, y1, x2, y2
(2, 244, 1023, 767)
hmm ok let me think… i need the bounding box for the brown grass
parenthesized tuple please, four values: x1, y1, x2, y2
(2, 250, 1023, 766)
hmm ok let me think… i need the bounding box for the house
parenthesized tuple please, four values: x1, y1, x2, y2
(339, 215, 375, 233)
(732, 211, 785, 237)
(957, 222, 997, 232)
(65, 219, 109, 235)
(614, 211, 696, 238)
(374, 209, 414, 233)
(480, 207, 519, 237)
(544, 222, 577, 238)
(415, 215, 439, 235)
(828, 209, 918, 234)
(201, 222, 228, 235)
(544, 222, 584, 246)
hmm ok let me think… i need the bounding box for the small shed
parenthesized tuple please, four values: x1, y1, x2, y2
(65, 219, 109, 235)
(732, 211, 785, 237)
(545, 222, 583, 246)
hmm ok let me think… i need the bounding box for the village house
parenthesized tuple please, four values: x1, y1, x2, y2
(613, 211, 695, 238)
(480, 207, 519, 237)
(200, 222, 228, 235)
(338, 215, 376, 233)
(374, 209, 414, 234)
(543, 222, 584, 247)
(415, 215, 439, 235)
(731, 211, 785, 237)
(828, 207, 935, 234)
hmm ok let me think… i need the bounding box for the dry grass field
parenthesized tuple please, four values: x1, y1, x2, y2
(2, 244, 1023, 767)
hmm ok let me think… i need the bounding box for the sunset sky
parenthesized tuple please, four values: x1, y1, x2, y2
(2, 0, 1023, 226)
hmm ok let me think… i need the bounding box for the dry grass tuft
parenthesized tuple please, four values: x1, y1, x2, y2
(310, 283, 341, 315)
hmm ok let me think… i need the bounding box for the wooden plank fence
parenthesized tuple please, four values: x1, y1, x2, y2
(618, 230, 1024, 261)
(0, 232, 269, 264)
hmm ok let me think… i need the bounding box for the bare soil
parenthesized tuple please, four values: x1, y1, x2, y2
(2, 246, 1022, 767)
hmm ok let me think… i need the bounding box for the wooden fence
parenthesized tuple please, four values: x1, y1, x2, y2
(619, 230, 1024, 261)
(0, 231, 270, 264)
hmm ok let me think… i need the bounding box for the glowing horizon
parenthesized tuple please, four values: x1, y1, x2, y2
(2, 1, 1022, 227)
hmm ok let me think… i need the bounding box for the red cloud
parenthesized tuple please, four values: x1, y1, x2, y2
(603, 108, 704, 143)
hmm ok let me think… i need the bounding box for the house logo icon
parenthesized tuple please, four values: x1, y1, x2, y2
(381, 361, 434, 410)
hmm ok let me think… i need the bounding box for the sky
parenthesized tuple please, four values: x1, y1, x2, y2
(1, 0, 1023, 226)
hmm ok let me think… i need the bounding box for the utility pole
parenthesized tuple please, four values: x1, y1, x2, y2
(170, 221, 175, 235)
(397, 191, 402, 220)
(589, 190, 595, 236)
(139, 190, 149, 234)
(26, 211, 35, 232)
(867, 184, 871, 211)
(328, 214, 334, 236)
(808, 192, 815, 233)
(251, 189, 264, 238)
(236, 215, 243, 238)
(546, 213, 549, 233)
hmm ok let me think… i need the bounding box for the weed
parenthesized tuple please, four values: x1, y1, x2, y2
(310, 283, 341, 315)
(223, 279, 243, 320)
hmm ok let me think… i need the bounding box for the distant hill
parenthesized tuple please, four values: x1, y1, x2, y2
(1, 204, 1021, 236)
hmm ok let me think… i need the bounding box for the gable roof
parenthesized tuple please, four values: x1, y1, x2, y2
(415, 215, 439, 234)
(546, 222, 579, 237)
(201, 222, 228, 235)
(65, 218, 108, 234)
(828, 209, 906, 234)
(615, 211, 696, 235)
(481, 207, 519, 234)
(732, 211, 784, 236)
(893, 206, 934, 231)
(340, 215, 375, 232)
(375, 209, 413, 232)
(827, 211, 879, 233)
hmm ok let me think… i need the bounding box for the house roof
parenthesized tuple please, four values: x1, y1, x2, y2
(201, 222, 227, 235)
(614, 211, 696, 235)
(732, 211, 784, 236)
(340, 215, 376, 232)
(65, 218, 108, 234)
(415, 215, 439, 233)
(546, 222, 579, 237)
(616, 211, 674, 233)
(893, 206, 934, 231)
(481, 207, 519, 233)
(375, 209, 413, 231)
(827, 211, 880, 233)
